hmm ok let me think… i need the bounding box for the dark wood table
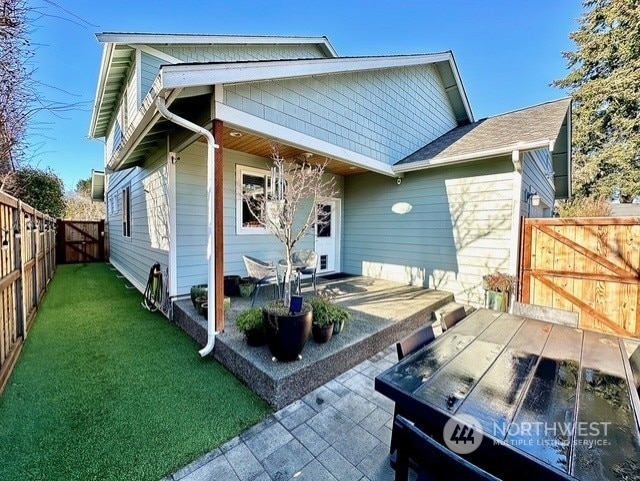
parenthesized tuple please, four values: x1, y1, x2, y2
(375, 309, 640, 481)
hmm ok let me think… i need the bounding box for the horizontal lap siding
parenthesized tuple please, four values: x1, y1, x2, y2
(155, 44, 328, 63)
(223, 65, 458, 165)
(175, 143, 343, 296)
(521, 149, 555, 218)
(106, 150, 169, 291)
(343, 159, 514, 306)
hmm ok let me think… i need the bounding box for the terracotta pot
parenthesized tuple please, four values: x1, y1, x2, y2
(264, 309, 312, 362)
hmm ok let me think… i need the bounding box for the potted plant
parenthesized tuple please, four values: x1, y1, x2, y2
(330, 304, 352, 335)
(314, 290, 351, 335)
(240, 143, 338, 361)
(235, 308, 266, 347)
(310, 298, 334, 343)
(239, 277, 254, 299)
(482, 271, 517, 312)
(190, 284, 207, 309)
(194, 295, 207, 316)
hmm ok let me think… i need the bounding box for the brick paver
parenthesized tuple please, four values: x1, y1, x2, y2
(168, 344, 400, 481)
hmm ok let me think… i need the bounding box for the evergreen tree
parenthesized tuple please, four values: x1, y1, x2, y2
(554, 0, 640, 201)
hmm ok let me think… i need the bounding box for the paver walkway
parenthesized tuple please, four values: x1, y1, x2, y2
(166, 344, 401, 481)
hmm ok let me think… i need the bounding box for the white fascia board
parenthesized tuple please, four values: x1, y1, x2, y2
(393, 139, 552, 173)
(447, 54, 474, 123)
(96, 33, 338, 57)
(89, 43, 114, 138)
(161, 53, 452, 90)
(215, 103, 396, 177)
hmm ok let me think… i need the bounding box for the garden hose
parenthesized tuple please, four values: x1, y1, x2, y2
(142, 263, 164, 312)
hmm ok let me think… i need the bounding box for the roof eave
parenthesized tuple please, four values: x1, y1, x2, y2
(89, 42, 115, 139)
(160, 53, 453, 90)
(95, 33, 339, 57)
(393, 139, 552, 173)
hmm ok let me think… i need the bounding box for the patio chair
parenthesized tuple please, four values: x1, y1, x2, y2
(393, 415, 500, 481)
(434, 304, 468, 332)
(291, 250, 318, 294)
(512, 301, 579, 328)
(243, 255, 281, 307)
(396, 325, 436, 361)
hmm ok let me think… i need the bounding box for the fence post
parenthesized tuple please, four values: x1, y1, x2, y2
(14, 203, 24, 340)
(32, 214, 38, 310)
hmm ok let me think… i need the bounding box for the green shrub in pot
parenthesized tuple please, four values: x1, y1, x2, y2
(235, 308, 266, 347)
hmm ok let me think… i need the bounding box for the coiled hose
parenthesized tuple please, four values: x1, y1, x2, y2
(142, 263, 164, 312)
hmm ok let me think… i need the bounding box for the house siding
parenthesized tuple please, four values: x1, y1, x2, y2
(141, 51, 164, 101)
(105, 149, 169, 291)
(155, 44, 328, 63)
(222, 64, 458, 165)
(520, 149, 555, 218)
(343, 158, 514, 306)
(174, 142, 343, 296)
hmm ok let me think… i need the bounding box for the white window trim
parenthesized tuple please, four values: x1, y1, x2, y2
(236, 164, 271, 235)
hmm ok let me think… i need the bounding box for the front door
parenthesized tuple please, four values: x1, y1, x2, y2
(315, 199, 341, 274)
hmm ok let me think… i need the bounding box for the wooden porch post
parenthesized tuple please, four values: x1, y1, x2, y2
(213, 120, 224, 332)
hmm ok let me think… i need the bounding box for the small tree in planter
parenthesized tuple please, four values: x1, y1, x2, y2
(482, 271, 517, 312)
(241, 143, 339, 360)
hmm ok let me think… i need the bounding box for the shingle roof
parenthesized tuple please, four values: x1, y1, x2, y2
(395, 98, 571, 167)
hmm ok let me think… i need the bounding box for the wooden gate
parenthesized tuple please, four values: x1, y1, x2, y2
(56, 220, 105, 264)
(521, 217, 640, 337)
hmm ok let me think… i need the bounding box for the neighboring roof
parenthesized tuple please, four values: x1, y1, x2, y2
(610, 203, 640, 217)
(395, 98, 571, 170)
(89, 33, 339, 138)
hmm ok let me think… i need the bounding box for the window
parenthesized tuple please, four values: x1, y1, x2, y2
(122, 186, 131, 237)
(236, 165, 272, 235)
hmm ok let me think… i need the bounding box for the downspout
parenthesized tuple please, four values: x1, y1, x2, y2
(509, 150, 523, 276)
(156, 96, 219, 357)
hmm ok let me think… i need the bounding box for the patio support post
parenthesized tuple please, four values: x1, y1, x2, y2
(213, 119, 224, 333)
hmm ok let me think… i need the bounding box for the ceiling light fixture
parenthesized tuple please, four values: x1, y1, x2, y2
(229, 131, 242, 138)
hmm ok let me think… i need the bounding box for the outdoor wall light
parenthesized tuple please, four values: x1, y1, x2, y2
(396, 177, 402, 185)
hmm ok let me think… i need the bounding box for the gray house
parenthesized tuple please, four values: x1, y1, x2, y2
(89, 33, 571, 346)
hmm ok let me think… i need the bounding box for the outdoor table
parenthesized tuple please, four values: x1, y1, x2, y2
(375, 309, 640, 481)
(278, 259, 306, 295)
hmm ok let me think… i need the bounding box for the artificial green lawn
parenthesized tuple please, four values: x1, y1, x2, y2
(0, 263, 271, 481)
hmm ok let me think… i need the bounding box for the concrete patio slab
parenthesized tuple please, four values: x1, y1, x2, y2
(174, 276, 453, 409)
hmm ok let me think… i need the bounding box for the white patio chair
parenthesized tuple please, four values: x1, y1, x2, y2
(243, 255, 280, 307)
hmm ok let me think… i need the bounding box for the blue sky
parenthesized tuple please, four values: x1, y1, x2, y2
(27, 0, 583, 190)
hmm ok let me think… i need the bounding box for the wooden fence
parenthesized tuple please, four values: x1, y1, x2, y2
(0, 191, 56, 395)
(521, 217, 640, 338)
